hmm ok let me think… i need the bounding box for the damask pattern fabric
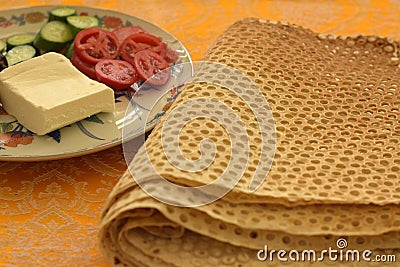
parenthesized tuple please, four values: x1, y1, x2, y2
(0, 1, 399, 266)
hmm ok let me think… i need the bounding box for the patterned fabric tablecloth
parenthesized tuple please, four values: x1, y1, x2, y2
(0, 1, 399, 266)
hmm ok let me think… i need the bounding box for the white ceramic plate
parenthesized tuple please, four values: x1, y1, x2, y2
(0, 5, 192, 161)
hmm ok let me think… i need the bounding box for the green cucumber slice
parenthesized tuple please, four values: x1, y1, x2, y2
(6, 33, 35, 48)
(5, 45, 36, 66)
(64, 43, 74, 59)
(0, 40, 6, 53)
(67, 15, 99, 36)
(48, 7, 76, 22)
(33, 20, 73, 52)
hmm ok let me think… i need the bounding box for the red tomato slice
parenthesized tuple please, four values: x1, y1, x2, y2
(95, 59, 139, 91)
(112, 26, 146, 44)
(133, 50, 170, 86)
(165, 48, 179, 64)
(74, 27, 119, 64)
(71, 52, 97, 80)
(119, 33, 167, 65)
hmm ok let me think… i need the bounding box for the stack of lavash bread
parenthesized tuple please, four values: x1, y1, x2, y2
(99, 18, 400, 266)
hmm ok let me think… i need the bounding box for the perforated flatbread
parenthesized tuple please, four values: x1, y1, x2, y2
(99, 18, 400, 266)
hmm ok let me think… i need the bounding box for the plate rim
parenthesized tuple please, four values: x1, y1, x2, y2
(0, 5, 192, 162)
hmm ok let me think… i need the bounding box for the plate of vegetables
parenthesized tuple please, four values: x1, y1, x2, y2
(0, 6, 192, 161)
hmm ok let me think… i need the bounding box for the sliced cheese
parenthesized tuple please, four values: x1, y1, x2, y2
(0, 52, 115, 135)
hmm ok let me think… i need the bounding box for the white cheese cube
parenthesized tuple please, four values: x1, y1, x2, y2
(0, 52, 115, 135)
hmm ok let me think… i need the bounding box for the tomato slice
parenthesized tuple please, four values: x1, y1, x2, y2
(71, 52, 97, 80)
(95, 59, 139, 91)
(119, 33, 167, 65)
(165, 48, 179, 64)
(112, 26, 146, 44)
(133, 50, 170, 86)
(74, 27, 119, 64)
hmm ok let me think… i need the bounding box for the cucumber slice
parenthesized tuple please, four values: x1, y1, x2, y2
(0, 40, 6, 53)
(33, 20, 73, 52)
(64, 43, 74, 59)
(67, 15, 99, 37)
(48, 7, 76, 22)
(6, 33, 35, 49)
(5, 45, 36, 66)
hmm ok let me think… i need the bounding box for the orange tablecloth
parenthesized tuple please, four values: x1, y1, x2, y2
(0, 1, 399, 266)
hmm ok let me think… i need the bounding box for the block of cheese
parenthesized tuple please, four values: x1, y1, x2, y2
(0, 52, 115, 135)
